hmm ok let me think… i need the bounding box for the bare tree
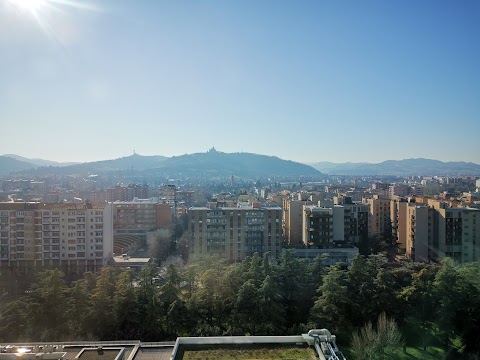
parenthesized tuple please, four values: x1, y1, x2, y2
(148, 228, 173, 262)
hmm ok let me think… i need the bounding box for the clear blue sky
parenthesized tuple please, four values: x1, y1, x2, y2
(0, 0, 479, 164)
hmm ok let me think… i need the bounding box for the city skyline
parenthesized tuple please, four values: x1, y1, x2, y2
(1, 0, 479, 163)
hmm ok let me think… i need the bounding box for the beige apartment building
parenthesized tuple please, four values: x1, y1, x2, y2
(405, 204, 434, 262)
(282, 193, 321, 245)
(365, 197, 393, 238)
(188, 206, 282, 261)
(0, 202, 113, 274)
(391, 196, 408, 250)
(398, 200, 480, 263)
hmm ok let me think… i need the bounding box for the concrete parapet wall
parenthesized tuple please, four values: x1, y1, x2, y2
(170, 336, 306, 360)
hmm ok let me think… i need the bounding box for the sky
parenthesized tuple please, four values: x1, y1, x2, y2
(0, 0, 479, 164)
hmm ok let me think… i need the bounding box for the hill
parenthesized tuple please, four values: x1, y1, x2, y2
(59, 153, 169, 173)
(2, 154, 79, 167)
(156, 148, 321, 178)
(0, 156, 36, 176)
(310, 158, 480, 175)
(13, 150, 320, 178)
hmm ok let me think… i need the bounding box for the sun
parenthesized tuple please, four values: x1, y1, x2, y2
(7, 0, 47, 13)
(5, 0, 100, 44)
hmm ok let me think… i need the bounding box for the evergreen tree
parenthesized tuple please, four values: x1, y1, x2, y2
(25, 269, 70, 341)
(91, 267, 116, 339)
(68, 279, 93, 339)
(310, 264, 351, 336)
(113, 269, 138, 339)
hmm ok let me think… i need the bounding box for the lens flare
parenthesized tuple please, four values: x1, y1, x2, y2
(5, 0, 100, 49)
(8, 0, 47, 12)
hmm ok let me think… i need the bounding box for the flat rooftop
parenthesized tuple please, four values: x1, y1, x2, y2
(77, 349, 121, 360)
(176, 344, 316, 360)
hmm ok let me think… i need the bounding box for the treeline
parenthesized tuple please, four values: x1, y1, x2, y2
(1, 253, 479, 358)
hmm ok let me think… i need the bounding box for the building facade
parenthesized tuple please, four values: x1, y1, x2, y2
(111, 202, 172, 255)
(398, 201, 480, 263)
(302, 202, 368, 248)
(188, 206, 282, 261)
(0, 202, 113, 274)
(283, 198, 314, 245)
(365, 197, 393, 238)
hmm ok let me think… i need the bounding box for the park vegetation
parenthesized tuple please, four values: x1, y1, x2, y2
(0, 252, 479, 359)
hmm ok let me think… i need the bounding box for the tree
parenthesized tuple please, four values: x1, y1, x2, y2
(400, 265, 437, 350)
(0, 299, 28, 341)
(351, 313, 404, 360)
(257, 275, 285, 334)
(277, 250, 311, 327)
(67, 280, 93, 339)
(190, 268, 223, 334)
(346, 255, 377, 326)
(434, 258, 462, 349)
(310, 265, 350, 336)
(234, 279, 260, 334)
(148, 228, 174, 263)
(90, 267, 116, 339)
(113, 269, 138, 339)
(136, 264, 162, 340)
(25, 269, 70, 341)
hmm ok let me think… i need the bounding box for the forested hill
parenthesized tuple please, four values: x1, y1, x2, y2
(156, 149, 320, 178)
(12, 150, 321, 178)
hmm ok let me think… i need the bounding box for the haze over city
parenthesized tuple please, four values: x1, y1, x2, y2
(1, 0, 479, 164)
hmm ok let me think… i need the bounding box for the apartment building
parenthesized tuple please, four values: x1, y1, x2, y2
(365, 197, 393, 238)
(388, 184, 410, 199)
(89, 184, 149, 203)
(302, 202, 369, 248)
(111, 202, 172, 254)
(390, 197, 408, 250)
(435, 207, 479, 263)
(188, 206, 282, 261)
(405, 204, 434, 262)
(0, 202, 113, 274)
(399, 200, 480, 263)
(283, 193, 317, 245)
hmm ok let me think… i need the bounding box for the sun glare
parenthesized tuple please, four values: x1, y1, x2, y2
(6, 0, 100, 45)
(8, 0, 47, 12)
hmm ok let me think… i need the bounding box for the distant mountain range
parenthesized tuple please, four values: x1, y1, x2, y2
(310, 158, 480, 176)
(2, 154, 79, 167)
(0, 150, 320, 178)
(2, 153, 479, 178)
